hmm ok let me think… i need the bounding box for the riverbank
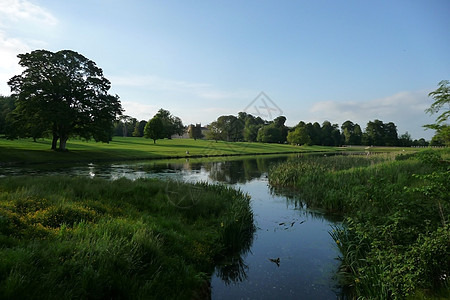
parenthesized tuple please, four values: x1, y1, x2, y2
(0, 176, 255, 299)
(268, 149, 449, 299)
(0, 137, 342, 165)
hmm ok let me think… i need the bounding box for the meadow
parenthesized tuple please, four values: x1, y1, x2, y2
(269, 149, 449, 299)
(0, 137, 336, 165)
(0, 176, 255, 299)
(0, 136, 419, 166)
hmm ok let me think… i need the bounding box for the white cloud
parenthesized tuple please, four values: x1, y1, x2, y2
(0, 32, 30, 94)
(110, 74, 253, 101)
(0, 0, 58, 95)
(303, 90, 436, 140)
(0, 0, 57, 26)
(120, 101, 158, 122)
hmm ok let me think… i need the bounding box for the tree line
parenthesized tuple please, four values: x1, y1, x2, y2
(1, 49, 448, 149)
(203, 112, 434, 147)
(0, 94, 439, 147)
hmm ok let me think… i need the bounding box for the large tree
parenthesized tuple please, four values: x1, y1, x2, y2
(425, 80, 450, 146)
(155, 109, 184, 138)
(144, 116, 164, 143)
(7, 50, 122, 150)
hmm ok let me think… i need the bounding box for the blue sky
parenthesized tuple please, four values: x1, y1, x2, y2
(1, 0, 449, 139)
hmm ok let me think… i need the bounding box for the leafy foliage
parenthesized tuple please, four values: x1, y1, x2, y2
(425, 80, 450, 146)
(7, 50, 123, 150)
(144, 116, 165, 143)
(154, 108, 184, 138)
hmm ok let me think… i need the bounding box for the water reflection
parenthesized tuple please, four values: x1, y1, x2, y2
(1, 154, 343, 299)
(216, 255, 249, 285)
(0, 155, 292, 183)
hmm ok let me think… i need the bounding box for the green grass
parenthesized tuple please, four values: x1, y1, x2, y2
(0, 176, 255, 299)
(268, 149, 450, 299)
(0, 137, 330, 165)
(0, 136, 419, 165)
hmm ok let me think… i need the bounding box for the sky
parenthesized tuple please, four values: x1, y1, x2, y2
(0, 0, 449, 140)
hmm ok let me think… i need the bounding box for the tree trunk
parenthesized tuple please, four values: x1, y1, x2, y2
(59, 136, 68, 151)
(51, 134, 59, 150)
(153, 139, 156, 144)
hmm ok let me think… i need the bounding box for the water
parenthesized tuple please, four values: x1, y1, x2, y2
(0, 155, 343, 299)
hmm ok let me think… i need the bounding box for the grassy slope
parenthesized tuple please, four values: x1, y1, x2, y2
(0, 137, 342, 165)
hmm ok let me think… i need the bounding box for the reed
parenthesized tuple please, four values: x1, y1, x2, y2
(269, 149, 450, 298)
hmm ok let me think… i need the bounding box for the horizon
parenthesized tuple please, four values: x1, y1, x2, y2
(1, 0, 449, 140)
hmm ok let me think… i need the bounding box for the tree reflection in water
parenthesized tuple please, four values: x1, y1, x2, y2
(215, 254, 250, 285)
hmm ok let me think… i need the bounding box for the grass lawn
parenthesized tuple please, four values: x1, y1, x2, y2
(0, 137, 347, 165)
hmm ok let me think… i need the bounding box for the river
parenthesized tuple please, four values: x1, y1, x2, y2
(0, 154, 344, 299)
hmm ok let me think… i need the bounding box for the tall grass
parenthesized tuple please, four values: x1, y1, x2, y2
(0, 176, 255, 299)
(269, 150, 450, 299)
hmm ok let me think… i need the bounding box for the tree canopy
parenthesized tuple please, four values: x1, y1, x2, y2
(144, 116, 164, 143)
(7, 49, 122, 150)
(425, 80, 450, 146)
(155, 109, 184, 138)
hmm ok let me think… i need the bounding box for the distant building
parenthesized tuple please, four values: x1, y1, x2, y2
(171, 124, 209, 139)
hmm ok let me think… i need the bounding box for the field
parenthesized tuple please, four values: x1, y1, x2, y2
(0, 137, 325, 165)
(269, 149, 450, 299)
(0, 136, 422, 165)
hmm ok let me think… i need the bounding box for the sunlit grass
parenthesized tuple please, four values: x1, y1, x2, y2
(0, 176, 255, 299)
(0, 136, 418, 165)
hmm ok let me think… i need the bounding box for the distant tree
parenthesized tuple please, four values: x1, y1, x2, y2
(207, 115, 243, 142)
(257, 124, 282, 143)
(353, 124, 363, 145)
(273, 116, 288, 142)
(321, 121, 341, 146)
(341, 120, 362, 145)
(287, 126, 311, 145)
(189, 124, 204, 140)
(0, 95, 15, 135)
(365, 119, 385, 146)
(413, 138, 429, 147)
(241, 113, 265, 142)
(206, 121, 223, 142)
(311, 122, 322, 145)
(243, 124, 260, 142)
(384, 122, 398, 146)
(132, 120, 147, 137)
(398, 132, 412, 147)
(155, 109, 184, 138)
(7, 49, 122, 150)
(425, 80, 450, 146)
(144, 116, 164, 143)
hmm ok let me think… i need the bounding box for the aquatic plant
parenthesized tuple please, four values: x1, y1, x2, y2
(269, 149, 450, 298)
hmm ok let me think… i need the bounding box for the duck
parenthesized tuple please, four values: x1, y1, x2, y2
(269, 257, 280, 267)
